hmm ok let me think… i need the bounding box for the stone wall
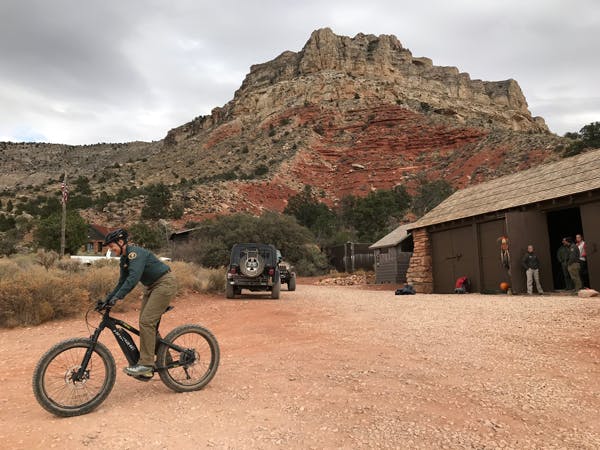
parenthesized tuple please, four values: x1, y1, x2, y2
(406, 228, 433, 293)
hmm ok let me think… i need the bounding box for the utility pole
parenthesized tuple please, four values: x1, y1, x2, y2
(60, 172, 68, 257)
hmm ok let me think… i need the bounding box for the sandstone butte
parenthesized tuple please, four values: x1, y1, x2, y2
(0, 28, 567, 226)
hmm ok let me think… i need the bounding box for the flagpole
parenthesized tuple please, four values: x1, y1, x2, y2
(60, 172, 67, 257)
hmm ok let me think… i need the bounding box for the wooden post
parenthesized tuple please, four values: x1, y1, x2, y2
(60, 172, 67, 257)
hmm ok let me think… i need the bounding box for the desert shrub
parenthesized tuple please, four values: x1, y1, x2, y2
(8, 254, 36, 270)
(293, 244, 329, 276)
(0, 259, 223, 328)
(36, 249, 59, 270)
(206, 269, 226, 292)
(0, 267, 88, 327)
(0, 281, 37, 327)
(91, 258, 120, 269)
(0, 258, 22, 280)
(0, 229, 20, 256)
(563, 121, 600, 156)
(27, 269, 88, 318)
(76, 264, 122, 301)
(169, 261, 204, 294)
(169, 261, 225, 295)
(55, 258, 85, 273)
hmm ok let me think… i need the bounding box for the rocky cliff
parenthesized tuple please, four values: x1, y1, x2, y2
(0, 28, 566, 226)
(227, 28, 548, 132)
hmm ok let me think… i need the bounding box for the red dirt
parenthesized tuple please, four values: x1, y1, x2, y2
(1, 282, 599, 449)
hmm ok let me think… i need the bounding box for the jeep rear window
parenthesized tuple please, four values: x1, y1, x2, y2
(231, 245, 275, 264)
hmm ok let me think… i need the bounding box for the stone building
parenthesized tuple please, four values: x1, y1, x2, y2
(406, 149, 600, 294)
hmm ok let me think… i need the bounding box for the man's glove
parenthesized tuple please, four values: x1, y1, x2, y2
(95, 297, 117, 311)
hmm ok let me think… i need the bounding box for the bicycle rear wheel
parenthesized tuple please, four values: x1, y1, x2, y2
(32, 338, 116, 417)
(156, 324, 220, 392)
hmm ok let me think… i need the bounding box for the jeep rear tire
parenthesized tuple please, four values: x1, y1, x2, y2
(226, 283, 235, 299)
(271, 279, 281, 299)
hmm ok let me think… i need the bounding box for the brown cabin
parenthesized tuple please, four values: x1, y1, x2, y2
(406, 149, 600, 294)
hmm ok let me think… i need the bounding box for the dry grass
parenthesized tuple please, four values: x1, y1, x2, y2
(0, 255, 225, 328)
(0, 263, 88, 327)
(169, 261, 226, 295)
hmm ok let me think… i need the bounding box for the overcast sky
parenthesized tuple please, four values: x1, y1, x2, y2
(1, 0, 598, 145)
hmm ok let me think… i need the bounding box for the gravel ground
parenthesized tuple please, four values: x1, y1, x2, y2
(1, 283, 599, 449)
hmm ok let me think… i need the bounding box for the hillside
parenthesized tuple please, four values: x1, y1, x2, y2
(0, 28, 567, 226)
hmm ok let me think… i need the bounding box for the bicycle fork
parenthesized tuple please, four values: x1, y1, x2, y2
(74, 325, 104, 382)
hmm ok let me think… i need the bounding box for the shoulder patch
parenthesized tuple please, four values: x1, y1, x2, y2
(128, 252, 137, 260)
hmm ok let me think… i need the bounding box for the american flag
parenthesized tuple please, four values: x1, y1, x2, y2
(61, 181, 69, 204)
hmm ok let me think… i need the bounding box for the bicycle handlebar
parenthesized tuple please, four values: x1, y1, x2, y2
(94, 301, 113, 313)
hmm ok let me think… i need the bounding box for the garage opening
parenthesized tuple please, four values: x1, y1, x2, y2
(546, 208, 582, 289)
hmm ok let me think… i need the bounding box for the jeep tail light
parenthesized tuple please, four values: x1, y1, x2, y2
(268, 267, 275, 276)
(229, 266, 237, 274)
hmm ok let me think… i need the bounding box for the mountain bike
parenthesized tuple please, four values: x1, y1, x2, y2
(32, 303, 220, 417)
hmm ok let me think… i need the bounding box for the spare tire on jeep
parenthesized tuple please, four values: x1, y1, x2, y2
(239, 249, 264, 278)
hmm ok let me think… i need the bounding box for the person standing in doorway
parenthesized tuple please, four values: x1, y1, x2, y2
(522, 245, 544, 295)
(565, 237, 583, 292)
(557, 237, 574, 290)
(575, 234, 589, 288)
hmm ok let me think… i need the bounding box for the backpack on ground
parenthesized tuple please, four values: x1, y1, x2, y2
(454, 276, 470, 294)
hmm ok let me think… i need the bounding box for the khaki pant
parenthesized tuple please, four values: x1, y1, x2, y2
(561, 263, 574, 290)
(138, 272, 177, 366)
(526, 268, 543, 294)
(567, 262, 582, 292)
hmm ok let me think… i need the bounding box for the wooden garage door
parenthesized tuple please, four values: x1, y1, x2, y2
(431, 226, 476, 293)
(580, 201, 600, 290)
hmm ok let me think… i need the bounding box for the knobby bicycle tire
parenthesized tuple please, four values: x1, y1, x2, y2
(156, 324, 220, 392)
(32, 338, 116, 417)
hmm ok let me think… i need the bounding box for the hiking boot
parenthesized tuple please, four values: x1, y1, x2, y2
(124, 364, 153, 378)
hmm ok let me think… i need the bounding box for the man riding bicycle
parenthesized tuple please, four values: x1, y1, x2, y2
(100, 228, 177, 378)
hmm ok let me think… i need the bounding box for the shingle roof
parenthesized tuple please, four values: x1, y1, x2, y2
(88, 224, 117, 240)
(369, 223, 413, 249)
(409, 148, 600, 229)
(168, 227, 202, 240)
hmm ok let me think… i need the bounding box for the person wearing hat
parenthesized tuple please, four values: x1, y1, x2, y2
(99, 228, 177, 378)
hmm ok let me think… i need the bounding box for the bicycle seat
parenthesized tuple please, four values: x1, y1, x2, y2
(165, 306, 174, 313)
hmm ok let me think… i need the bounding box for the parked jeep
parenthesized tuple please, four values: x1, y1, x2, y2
(276, 250, 296, 291)
(226, 243, 281, 299)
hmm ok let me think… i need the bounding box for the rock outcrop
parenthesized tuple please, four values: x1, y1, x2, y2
(224, 28, 547, 133)
(0, 28, 565, 226)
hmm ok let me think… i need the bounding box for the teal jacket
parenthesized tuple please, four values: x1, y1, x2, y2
(107, 245, 170, 300)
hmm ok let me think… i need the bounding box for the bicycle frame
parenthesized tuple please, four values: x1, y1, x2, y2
(74, 307, 188, 381)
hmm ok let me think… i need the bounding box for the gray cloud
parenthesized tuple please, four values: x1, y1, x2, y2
(0, 0, 598, 144)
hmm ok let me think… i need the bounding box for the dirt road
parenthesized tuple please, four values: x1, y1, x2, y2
(1, 283, 599, 449)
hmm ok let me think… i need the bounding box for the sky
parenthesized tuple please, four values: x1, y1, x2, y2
(1, 0, 598, 145)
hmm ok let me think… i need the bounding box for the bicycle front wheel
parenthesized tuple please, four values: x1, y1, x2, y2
(157, 324, 220, 392)
(32, 338, 116, 417)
